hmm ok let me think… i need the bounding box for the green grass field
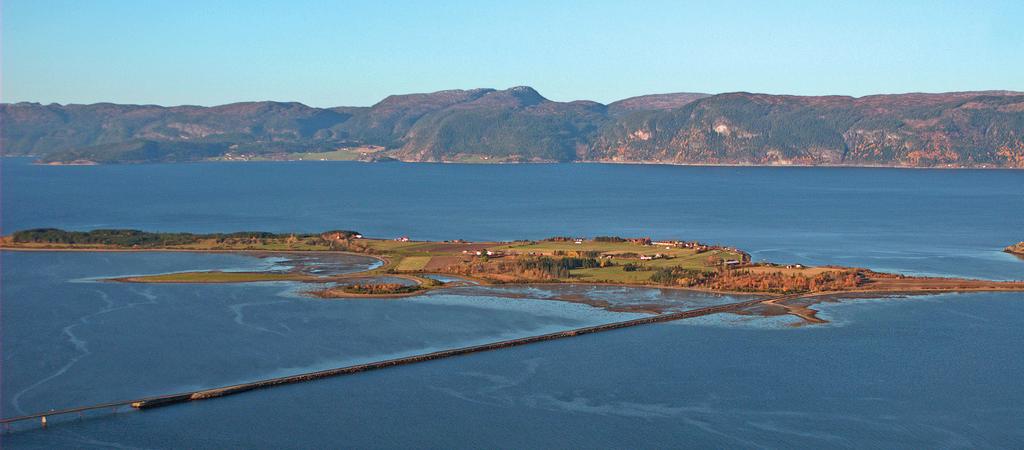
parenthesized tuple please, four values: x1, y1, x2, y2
(173, 242, 334, 251)
(445, 154, 521, 163)
(209, 146, 389, 162)
(7, 232, 750, 289)
(567, 249, 737, 283)
(286, 148, 373, 161)
(496, 241, 647, 253)
(493, 240, 721, 258)
(570, 266, 655, 283)
(394, 256, 431, 271)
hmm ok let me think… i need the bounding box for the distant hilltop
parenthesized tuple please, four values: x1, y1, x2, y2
(3, 87, 1024, 167)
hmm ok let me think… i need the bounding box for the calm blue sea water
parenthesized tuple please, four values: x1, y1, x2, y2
(3, 157, 1022, 279)
(3, 252, 704, 412)
(2, 158, 1023, 448)
(5, 287, 1023, 448)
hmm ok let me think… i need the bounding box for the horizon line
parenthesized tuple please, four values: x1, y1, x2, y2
(4, 87, 1023, 110)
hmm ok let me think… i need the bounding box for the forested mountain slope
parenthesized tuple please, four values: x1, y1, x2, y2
(3, 88, 1022, 167)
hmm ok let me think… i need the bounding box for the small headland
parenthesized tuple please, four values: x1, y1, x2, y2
(1006, 241, 1024, 258)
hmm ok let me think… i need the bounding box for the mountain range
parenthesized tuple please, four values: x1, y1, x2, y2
(3, 87, 1023, 167)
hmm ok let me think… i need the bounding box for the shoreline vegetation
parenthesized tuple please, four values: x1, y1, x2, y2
(4, 229, 1023, 305)
(313, 283, 426, 297)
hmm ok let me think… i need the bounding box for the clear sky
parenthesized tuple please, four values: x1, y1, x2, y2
(3, 0, 1022, 107)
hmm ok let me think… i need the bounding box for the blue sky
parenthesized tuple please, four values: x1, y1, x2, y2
(3, 0, 1022, 106)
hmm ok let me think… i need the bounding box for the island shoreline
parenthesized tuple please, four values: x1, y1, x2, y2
(4, 234, 1022, 302)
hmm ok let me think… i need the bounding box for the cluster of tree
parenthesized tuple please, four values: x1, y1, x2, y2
(10, 228, 363, 249)
(593, 236, 626, 242)
(334, 240, 383, 254)
(340, 283, 421, 295)
(649, 266, 863, 294)
(12, 229, 203, 247)
(449, 256, 611, 281)
(551, 250, 602, 258)
(46, 140, 235, 164)
(544, 236, 577, 242)
(621, 263, 651, 272)
(320, 230, 362, 239)
(450, 252, 626, 282)
(502, 256, 606, 278)
(649, 267, 709, 285)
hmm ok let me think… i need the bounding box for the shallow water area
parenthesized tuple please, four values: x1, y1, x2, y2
(263, 252, 383, 275)
(1, 251, 680, 420)
(447, 283, 763, 313)
(3, 160, 1024, 447)
(5, 291, 1023, 448)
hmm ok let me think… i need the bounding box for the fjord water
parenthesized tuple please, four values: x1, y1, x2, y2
(2, 158, 1023, 448)
(8, 292, 1024, 449)
(1, 251, 682, 413)
(3, 157, 1022, 279)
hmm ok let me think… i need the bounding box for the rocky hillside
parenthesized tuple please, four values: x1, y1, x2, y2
(606, 93, 711, 115)
(3, 87, 1023, 167)
(590, 92, 1024, 167)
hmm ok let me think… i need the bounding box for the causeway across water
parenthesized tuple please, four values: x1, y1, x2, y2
(2, 293, 806, 430)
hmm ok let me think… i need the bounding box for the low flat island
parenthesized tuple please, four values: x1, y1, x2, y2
(4, 229, 1023, 311)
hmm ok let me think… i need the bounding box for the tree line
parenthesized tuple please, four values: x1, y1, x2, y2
(11, 228, 361, 248)
(649, 266, 862, 294)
